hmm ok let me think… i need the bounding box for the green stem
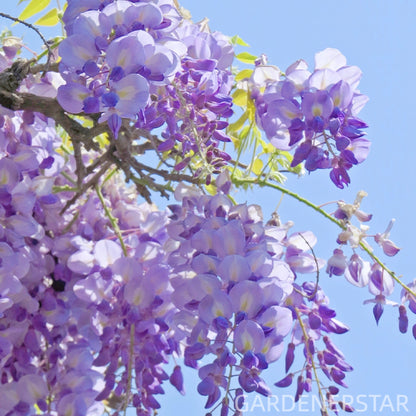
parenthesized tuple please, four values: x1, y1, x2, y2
(233, 177, 340, 226)
(95, 184, 128, 256)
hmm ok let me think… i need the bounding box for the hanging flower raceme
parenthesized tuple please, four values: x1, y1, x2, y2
(253, 48, 370, 188)
(58, 0, 235, 180)
(164, 178, 351, 413)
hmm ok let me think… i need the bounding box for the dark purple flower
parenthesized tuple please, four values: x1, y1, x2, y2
(274, 373, 293, 388)
(169, 366, 185, 395)
(285, 343, 295, 372)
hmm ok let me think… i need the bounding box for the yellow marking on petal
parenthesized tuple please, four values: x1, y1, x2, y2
(244, 339, 252, 351)
(284, 109, 297, 119)
(0, 171, 9, 185)
(312, 105, 322, 117)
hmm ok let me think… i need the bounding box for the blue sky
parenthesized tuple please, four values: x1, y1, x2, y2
(1, 1, 415, 415)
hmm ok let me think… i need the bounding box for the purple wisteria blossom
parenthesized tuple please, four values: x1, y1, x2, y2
(253, 48, 370, 187)
(57, 0, 235, 179)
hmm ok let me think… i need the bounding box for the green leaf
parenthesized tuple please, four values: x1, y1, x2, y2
(18, 0, 50, 21)
(235, 69, 253, 82)
(252, 159, 264, 175)
(235, 52, 258, 64)
(230, 35, 249, 47)
(232, 89, 248, 107)
(252, 125, 262, 140)
(35, 8, 59, 26)
(228, 112, 248, 132)
(239, 125, 251, 141)
(205, 183, 216, 195)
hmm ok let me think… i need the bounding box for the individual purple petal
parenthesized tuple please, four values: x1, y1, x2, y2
(102, 92, 119, 108)
(16, 375, 48, 404)
(72, 10, 111, 40)
(398, 305, 408, 334)
(330, 368, 347, 388)
(229, 281, 264, 318)
(57, 83, 90, 113)
(294, 375, 304, 402)
(242, 350, 258, 368)
(93, 240, 123, 268)
(110, 66, 125, 82)
(290, 140, 312, 166)
(326, 248, 347, 277)
(213, 222, 246, 256)
(199, 290, 233, 323)
(301, 90, 333, 121)
(326, 318, 349, 334)
(344, 253, 370, 287)
(308, 312, 322, 330)
(329, 80, 353, 109)
(274, 373, 293, 388)
(0, 158, 20, 191)
(169, 366, 185, 395)
(238, 370, 258, 393)
(381, 239, 400, 257)
(234, 320, 265, 353)
(314, 48, 347, 71)
(285, 342, 295, 372)
(323, 351, 337, 365)
(305, 146, 330, 171)
(184, 342, 206, 368)
(335, 359, 353, 372)
(323, 336, 344, 359)
(349, 137, 370, 163)
(74, 274, 111, 303)
(57, 393, 87, 416)
(83, 60, 100, 77)
(373, 303, 384, 325)
(112, 74, 150, 116)
(108, 113, 122, 138)
(217, 255, 251, 282)
(308, 68, 341, 90)
(258, 305, 293, 337)
(205, 387, 221, 409)
(268, 99, 302, 124)
(59, 34, 99, 69)
(134, 2, 163, 28)
(106, 30, 153, 74)
(83, 96, 100, 113)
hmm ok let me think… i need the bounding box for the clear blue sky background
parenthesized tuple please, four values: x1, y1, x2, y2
(1, 1, 415, 415)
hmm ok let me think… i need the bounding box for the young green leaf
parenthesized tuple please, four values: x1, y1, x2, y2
(228, 112, 248, 132)
(235, 52, 258, 64)
(35, 8, 59, 26)
(232, 89, 248, 107)
(18, 0, 51, 21)
(230, 35, 249, 47)
(252, 158, 264, 175)
(235, 69, 253, 82)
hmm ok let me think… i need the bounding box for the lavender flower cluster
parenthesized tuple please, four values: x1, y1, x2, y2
(58, 0, 234, 176)
(0, 103, 353, 416)
(253, 48, 370, 188)
(165, 182, 353, 414)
